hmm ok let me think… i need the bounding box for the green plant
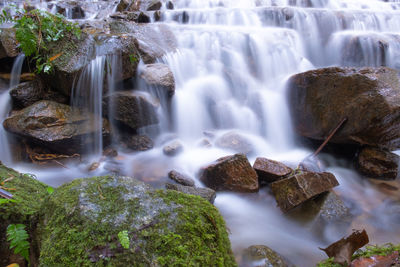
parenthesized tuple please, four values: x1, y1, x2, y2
(6, 224, 30, 263)
(352, 243, 400, 259)
(316, 257, 345, 267)
(117, 230, 130, 249)
(0, 198, 17, 205)
(1, 7, 81, 73)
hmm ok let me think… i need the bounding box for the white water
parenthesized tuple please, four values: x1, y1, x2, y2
(1, 0, 400, 266)
(0, 54, 24, 165)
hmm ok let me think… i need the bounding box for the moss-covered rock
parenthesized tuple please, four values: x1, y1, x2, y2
(37, 175, 237, 266)
(0, 162, 49, 267)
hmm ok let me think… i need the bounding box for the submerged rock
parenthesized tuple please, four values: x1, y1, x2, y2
(168, 170, 195, 187)
(199, 154, 259, 192)
(357, 146, 399, 180)
(3, 100, 110, 154)
(270, 171, 339, 212)
(37, 175, 236, 266)
(103, 91, 159, 131)
(140, 63, 175, 97)
(253, 157, 293, 185)
(215, 131, 254, 155)
(163, 140, 184, 156)
(241, 245, 294, 267)
(288, 67, 400, 150)
(165, 183, 216, 203)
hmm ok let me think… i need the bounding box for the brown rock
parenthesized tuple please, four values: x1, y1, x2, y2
(357, 146, 399, 180)
(199, 154, 259, 193)
(122, 134, 154, 151)
(241, 245, 294, 267)
(288, 67, 400, 150)
(270, 171, 339, 212)
(165, 183, 216, 203)
(3, 100, 110, 154)
(0, 28, 19, 59)
(253, 157, 292, 184)
(140, 63, 175, 97)
(103, 91, 159, 131)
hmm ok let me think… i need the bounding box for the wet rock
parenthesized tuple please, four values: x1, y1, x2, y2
(140, 63, 175, 97)
(0, 28, 18, 59)
(103, 91, 159, 131)
(270, 171, 339, 212)
(241, 245, 294, 267)
(146, 0, 162, 11)
(44, 32, 140, 96)
(3, 100, 110, 154)
(56, 2, 85, 19)
(37, 175, 236, 266)
(109, 21, 177, 64)
(121, 134, 154, 151)
(9, 80, 45, 108)
(165, 183, 216, 203)
(215, 131, 254, 155)
(253, 157, 293, 184)
(357, 146, 399, 180)
(199, 154, 259, 193)
(287, 67, 400, 150)
(163, 140, 183, 156)
(168, 170, 195, 187)
(167, 1, 174, 9)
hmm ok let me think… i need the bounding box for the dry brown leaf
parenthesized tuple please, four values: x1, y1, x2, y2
(320, 229, 369, 266)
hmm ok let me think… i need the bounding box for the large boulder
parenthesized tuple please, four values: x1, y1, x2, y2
(199, 154, 259, 192)
(44, 31, 140, 96)
(357, 146, 399, 180)
(37, 175, 237, 266)
(253, 157, 293, 185)
(140, 63, 175, 97)
(287, 67, 400, 150)
(270, 171, 339, 212)
(103, 91, 159, 131)
(109, 21, 177, 64)
(3, 100, 110, 154)
(0, 28, 19, 59)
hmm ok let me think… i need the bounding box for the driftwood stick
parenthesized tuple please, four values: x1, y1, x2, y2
(0, 188, 13, 199)
(313, 117, 348, 157)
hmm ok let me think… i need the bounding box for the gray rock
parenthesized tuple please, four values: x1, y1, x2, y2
(0, 28, 18, 59)
(3, 100, 110, 154)
(103, 91, 159, 131)
(163, 140, 183, 156)
(357, 146, 399, 180)
(165, 183, 216, 204)
(241, 245, 295, 267)
(140, 63, 175, 97)
(215, 131, 254, 155)
(9, 80, 45, 108)
(168, 170, 195, 187)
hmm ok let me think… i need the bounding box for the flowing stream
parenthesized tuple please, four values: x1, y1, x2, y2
(2, 0, 400, 266)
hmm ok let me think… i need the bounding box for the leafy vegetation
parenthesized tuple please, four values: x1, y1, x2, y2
(117, 230, 130, 249)
(353, 243, 400, 259)
(317, 258, 345, 267)
(0, 7, 81, 73)
(6, 224, 30, 263)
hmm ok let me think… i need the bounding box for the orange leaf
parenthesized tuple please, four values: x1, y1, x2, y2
(7, 264, 20, 267)
(49, 53, 62, 62)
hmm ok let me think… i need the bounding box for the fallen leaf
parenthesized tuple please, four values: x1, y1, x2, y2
(49, 53, 62, 62)
(7, 264, 20, 267)
(320, 229, 369, 266)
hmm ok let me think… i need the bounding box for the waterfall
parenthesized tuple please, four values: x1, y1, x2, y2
(0, 54, 25, 165)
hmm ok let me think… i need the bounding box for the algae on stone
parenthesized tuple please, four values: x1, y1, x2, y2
(37, 175, 237, 266)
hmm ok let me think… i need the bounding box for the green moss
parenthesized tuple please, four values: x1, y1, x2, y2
(316, 258, 345, 267)
(38, 175, 236, 267)
(352, 243, 400, 259)
(0, 162, 48, 222)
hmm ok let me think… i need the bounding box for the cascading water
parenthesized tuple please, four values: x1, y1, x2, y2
(0, 54, 25, 165)
(1, 0, 400, 266)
